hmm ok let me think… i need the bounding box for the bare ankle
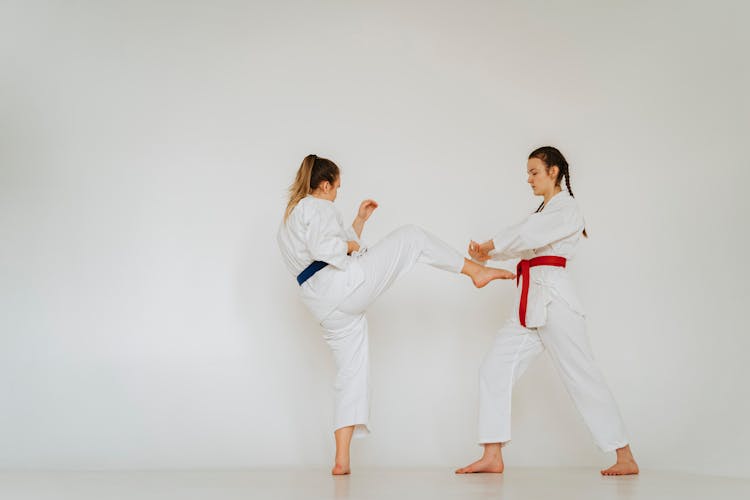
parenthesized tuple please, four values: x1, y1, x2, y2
(461, 259, 476, 276)
(616, 445, 635, 461)
(483, 444, 503, 459)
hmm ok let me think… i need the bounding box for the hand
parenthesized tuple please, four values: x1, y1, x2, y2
(468, 240, 491, 262)
(347, 240, 360, 255)
(357, 199, 378, 222)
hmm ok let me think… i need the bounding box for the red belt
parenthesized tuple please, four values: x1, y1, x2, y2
(516, 256, 567, 327)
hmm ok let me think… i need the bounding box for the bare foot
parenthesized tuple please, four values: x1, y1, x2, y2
(601, 460, 639, 476)
(602, 445, 639, 476)
(332, 426, 354, 475)
(331, 463, 351, 475)
(471, 266, 515, 288)
(455, 455, 504, 474)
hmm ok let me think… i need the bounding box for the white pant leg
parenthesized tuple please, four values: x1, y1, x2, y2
(538, 299, 629, 452)
(320, 310, 371, 438)
(478, 320, 544, 445)
(319, 225, 464, 437)
(338, 224, 465, 316)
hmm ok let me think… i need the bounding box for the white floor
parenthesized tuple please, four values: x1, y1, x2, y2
(1, 468, 748, 500)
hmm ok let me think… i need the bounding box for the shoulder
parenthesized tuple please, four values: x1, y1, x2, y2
(294, 196, 322, 213)
(299, 196, 334, 209)
(285, 196, 314, 225)
(542, 192, 584, 226)
(295, 196, 339, 222)
(549, 191, 581, 212)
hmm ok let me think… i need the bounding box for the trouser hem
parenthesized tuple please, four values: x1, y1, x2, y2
(334, 422, 370, 439)
(478, 438, 511, 447)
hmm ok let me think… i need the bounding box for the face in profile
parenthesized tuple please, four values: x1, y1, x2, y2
(527, 158, 558, 196)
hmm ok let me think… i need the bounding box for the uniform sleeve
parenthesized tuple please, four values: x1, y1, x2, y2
(344, 226, 368, 252)
(305, 204, 350, 269)
(489, 204, 584, 261)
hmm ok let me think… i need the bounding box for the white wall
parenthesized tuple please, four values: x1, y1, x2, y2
(1, 0, 748, 477)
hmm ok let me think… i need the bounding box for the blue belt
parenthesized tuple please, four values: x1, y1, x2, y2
(297, 260, 328, 286)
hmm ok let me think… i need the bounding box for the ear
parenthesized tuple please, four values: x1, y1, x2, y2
(549, 165, 560, 179)
(320, 181, 331, 192)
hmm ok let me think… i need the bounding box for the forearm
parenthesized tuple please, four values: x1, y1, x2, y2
(351, 216, 365, 239)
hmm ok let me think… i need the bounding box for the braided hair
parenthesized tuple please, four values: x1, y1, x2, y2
(529, 146, 588, 238)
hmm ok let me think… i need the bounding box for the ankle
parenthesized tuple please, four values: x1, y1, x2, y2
(616, 447, 634, 462)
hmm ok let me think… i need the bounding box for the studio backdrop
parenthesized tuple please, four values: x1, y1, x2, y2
(1, 0, 748, 478)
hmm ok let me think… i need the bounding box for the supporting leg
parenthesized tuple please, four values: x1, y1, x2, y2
(539, 300, 637, 475)
(457, 321, 543, 473)
(332, 425, 354, 475)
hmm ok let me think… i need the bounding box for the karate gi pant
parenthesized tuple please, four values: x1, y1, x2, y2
(478, 298, 629, 452)
(320, 225, 465, 438)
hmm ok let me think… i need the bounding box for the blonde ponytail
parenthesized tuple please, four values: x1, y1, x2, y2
(284, 154, 340, 222)
(284, 155, 316, 222)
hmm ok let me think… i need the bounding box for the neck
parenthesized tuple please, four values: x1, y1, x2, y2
(311, 191, 332, 202)
(543, 186, 562, 204)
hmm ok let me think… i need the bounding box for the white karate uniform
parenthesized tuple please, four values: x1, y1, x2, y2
(278, 196, 465, 437)
(478, 190, 629, 452)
